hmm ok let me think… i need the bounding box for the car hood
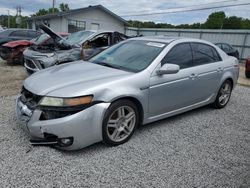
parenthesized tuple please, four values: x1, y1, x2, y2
(39, 24, 71, 49)
(24, 61, 132, 96)
(39, 24, 63, 43)
(3, 40, 32, 48)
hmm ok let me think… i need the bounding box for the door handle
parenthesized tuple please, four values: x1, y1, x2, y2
(217, 67, 223, 72)
(189, 73, 198, 80)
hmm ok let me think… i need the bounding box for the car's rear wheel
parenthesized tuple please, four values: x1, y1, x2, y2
(212, 80, 232, 109)
(102, 100, 139, 146)
(245, 70, 250, 78)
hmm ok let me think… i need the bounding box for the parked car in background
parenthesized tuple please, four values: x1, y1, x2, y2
(16, 37, 239, 150)
(24, 24, 129, 74)
(0, 33, 68, 64)
(245, 57, 250, 78)
(0, 29, 40, 46)
(215, 43, 239, 59)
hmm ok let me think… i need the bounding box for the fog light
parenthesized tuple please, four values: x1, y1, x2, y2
(59, 137, 73, 147)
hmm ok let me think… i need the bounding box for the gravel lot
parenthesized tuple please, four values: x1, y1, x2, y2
(0, 88, 249, 187)
(0, 59, 249, 187)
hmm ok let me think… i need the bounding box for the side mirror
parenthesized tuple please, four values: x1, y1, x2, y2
(156, 64, 180, 75)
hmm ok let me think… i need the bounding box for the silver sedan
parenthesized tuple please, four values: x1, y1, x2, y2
(16, 36, 239, 150)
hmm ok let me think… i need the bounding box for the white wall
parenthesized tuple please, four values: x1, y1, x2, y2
(64, 8, 125, 33)
(30, 8, 125, 34)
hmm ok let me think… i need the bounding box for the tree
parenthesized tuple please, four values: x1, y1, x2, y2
(32, 3, 69, 17)
(223, 16, 242, 29)
(59, 3, 70, 12)
(32, 8, 59, 16)
(204, 11, 226, 29)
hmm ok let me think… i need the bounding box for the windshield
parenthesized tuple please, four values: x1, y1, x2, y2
(61, 31, 94, 45)
(89, 40, 166, 72)
(31, 33, 49, 45)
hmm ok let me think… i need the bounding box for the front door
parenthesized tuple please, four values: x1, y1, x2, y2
(148, 43, 197, 118)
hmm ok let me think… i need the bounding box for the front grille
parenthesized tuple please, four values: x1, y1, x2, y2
(25, 59, 37, 69)
(20, 87, 42, 110)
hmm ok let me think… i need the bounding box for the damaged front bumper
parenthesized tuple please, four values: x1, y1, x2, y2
(16, 96, 110, 150)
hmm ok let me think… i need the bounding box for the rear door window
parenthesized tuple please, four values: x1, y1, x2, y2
(10, 30, 28, 37)
(191, 43, 220, 66)
(161, 43, 193, 69)
(28, 31, 40, 38)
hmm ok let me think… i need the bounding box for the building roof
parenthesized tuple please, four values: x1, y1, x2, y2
(28, 5, 128, 25)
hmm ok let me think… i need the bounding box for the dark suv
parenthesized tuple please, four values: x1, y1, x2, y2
(0, 29, 40, 46)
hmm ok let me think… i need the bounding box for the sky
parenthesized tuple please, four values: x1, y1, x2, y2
(0, 0, 250, 25)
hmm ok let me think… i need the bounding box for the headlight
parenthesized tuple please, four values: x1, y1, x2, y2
(39, 95, 93, 107)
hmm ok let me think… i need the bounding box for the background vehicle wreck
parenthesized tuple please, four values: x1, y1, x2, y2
(24, 24, 129, 74)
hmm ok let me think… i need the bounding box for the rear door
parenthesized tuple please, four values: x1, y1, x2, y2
(189, 42, 223, 102)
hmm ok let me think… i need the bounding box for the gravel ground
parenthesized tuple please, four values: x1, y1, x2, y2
(0, 86, 249, 187)
(0, 60, 27, 96)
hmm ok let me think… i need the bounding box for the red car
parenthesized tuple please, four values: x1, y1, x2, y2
(0, 32, 68, 64)
(246, 57, 250, 78)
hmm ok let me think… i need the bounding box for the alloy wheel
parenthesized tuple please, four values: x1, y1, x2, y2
(106, 106, 136, 143)
(218, 82, 232, 106)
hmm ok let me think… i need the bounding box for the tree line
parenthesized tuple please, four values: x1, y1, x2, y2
(128, 12, 250, 29)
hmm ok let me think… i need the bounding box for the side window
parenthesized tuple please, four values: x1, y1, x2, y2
(114, 33, 128, 43)
(89, 33, 110, 48)
(28, 31, 39, 38)
(191, 43, 218, 65)
(222, 44, 230, 52)
(211, 47, 222, 62)
(216, 43, 222, 49)
(161, 43, 193, 69)
(43, 38, 54, 46)
(10, 30, 27, 37)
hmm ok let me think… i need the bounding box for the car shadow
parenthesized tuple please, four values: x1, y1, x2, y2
(61, 105, 214, 155)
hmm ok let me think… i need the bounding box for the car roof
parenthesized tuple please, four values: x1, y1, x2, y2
(128, 35, 215, 45)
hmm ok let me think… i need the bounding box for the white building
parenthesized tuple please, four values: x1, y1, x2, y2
(27, 5, 127, 33)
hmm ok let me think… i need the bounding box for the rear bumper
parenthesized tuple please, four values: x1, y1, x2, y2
(16, 96, 110, 150)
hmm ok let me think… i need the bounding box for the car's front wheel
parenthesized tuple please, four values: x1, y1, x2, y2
(102, 100, 139, 146)
(212, 80, 232, 109)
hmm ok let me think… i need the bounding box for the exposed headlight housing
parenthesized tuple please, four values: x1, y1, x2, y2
(39, 95, 93, 107)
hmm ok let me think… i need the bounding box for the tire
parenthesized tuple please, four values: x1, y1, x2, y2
(25, 67, 34, 75)
(102, 99, 139, 146)
(211, 80, 232, 109)
(20, 55, 24, 66)
(245, 70, 250, 78)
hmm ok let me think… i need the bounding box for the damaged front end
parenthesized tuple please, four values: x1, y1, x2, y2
(0, 40, 32, 63)
(16, 87, 77, 147)
(16, 87, 108, 150)
(0, 46, 26, 63)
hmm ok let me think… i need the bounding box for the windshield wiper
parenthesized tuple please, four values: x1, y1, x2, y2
(95, 62, 121, 70)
